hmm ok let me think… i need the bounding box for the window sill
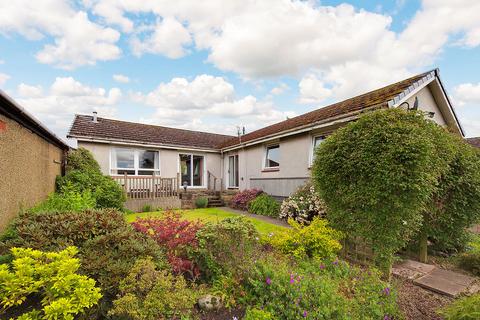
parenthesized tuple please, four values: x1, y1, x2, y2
(262, 167, 280, 172)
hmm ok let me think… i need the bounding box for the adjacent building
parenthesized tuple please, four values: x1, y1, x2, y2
(0, 90, 69, 230)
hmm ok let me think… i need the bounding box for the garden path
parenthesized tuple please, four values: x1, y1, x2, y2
(219, 207, 290, 228)
(393, 259, 479, 297)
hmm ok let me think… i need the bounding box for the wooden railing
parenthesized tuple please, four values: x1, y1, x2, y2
(111, 174, 179, 199)
(207, 170, 223, 191)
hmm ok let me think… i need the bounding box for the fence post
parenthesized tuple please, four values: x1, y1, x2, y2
(123, 172, 128, 196)
(152, 173, 155, 199)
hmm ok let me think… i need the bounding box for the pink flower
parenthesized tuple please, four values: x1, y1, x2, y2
(266, 277, 272, 285)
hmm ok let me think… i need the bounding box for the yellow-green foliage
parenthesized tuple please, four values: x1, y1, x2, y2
(267, 217, 343, 259)
(0, 246, 101, 320)
(439, 293, 480, 320)
(109, 258, 198, 320)
(243, 307, 274, 320)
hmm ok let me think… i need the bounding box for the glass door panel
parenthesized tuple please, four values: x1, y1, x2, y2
(192, 155, 204, 186)
(180, 154, 191, 186)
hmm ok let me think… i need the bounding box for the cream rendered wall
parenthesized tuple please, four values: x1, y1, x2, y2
(404, 85, 446, 126)
(78, 142, 110, 175)
(78, 141, 222, 188)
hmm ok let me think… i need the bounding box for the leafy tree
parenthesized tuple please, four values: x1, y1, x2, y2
(57, 148, 125, 210)
(312, 108, 480, 274)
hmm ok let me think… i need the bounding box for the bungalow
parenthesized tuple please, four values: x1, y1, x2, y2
(67, 69, 464, 201)
(0, 90, 69, 230)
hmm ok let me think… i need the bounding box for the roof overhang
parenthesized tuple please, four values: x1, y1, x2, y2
(0, 89, 69, 150)
(221, 104, 383, 152)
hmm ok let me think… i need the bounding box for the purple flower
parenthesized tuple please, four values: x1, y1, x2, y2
(319, 264, 325, 269)
(383, 316, 390, 320)
(266, 277, 271, 285)
(303, 310, 308, 318)
(383, 287, 391, 296)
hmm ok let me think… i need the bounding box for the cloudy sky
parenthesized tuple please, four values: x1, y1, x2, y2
(0, 0, 479, 140)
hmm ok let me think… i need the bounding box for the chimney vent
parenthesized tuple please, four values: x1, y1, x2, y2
(92, 111, 98, 123)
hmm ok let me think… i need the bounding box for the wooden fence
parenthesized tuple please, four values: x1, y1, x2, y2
(340, 236, 375, 266)
(112, 174, 179, 199)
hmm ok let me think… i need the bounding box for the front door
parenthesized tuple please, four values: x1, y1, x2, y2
(228, 155, 239, 188)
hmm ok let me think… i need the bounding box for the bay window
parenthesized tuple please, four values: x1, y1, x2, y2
(111, 148, 159, 175)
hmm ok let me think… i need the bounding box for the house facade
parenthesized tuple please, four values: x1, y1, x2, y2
(0, 90, 69, 230)
(68, 69, 464, 199)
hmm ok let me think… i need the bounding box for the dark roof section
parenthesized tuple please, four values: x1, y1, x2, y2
(220, 71, 432, 148)
(68, 115, 235, 150)
(0, 89, 69, 150)
(467, 137, 480, 148)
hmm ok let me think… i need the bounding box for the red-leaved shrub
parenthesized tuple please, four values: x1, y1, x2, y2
(230, 189, 264, 211)
(131, 211, 203, 278)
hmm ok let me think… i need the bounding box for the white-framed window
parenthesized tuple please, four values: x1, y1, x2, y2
(110, 148, 160, 175)
(264, 144, 280, 169)
(310, 135, 325, 165)
(179, 153, 205, 187)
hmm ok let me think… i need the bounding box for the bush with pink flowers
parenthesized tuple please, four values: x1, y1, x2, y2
(230, 189, 264, 211)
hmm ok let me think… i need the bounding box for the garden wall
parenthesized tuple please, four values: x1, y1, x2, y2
(0, 114, 64, 230)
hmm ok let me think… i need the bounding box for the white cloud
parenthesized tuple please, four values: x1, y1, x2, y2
(134, 74, 295, 134)
(15, 77, 120, 137)
(130, 17, 192, 59)
(270, 83, 289, 95)
(298, 74, 332, 104)
(85, 0, 480, 110)
(113, 74, 130, 83)
(0, 73, 10, 86)
(17, 83, 43, 97)
(453, 83, 480, 107)
(0, 0, 121, 69)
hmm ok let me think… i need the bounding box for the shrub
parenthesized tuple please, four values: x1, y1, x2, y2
(64, 146, 101, 173)
(0, 210, 167, 306)
(280, 182, 326, 224)
(29, 183, 96, 214)
(0, 246, 101, 319)
(244, 308, 274, 320)
(230, 189, 263, 211)
(58, 170, 126, 210)
(195, 197, 209, 208)
(56, 148, 126, 210)
(109, 258, 198, 320)
(266, 217, 343, 259)
(244, 255, 399, 319)
(194, 217, 261, 282)
(439, 293, 480, 320)
(132, 211, 203, 278)
(248, 194, 280, 217)
(142, 204, 153, 212)
(312, 108, 480, 273)
(457, 235, 480, 276)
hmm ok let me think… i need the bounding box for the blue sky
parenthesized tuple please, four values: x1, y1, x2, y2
(0, 0, 479, 141)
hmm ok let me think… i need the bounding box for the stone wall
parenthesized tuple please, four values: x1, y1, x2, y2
(124, 197, 182, 212)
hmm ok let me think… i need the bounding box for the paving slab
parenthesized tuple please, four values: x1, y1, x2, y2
(392, 259, 435, 280)
(413, 268, 477, 298)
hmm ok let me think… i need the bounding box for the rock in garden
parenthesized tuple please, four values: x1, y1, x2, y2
(197, 295, 221, 311)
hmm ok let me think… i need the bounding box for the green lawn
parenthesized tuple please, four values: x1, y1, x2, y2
(125, 208, 286, 235)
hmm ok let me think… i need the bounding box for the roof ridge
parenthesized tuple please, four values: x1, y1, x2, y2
(74, 114, 235, 139)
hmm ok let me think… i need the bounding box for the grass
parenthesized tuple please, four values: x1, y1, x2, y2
(125, 207, 286, 235)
